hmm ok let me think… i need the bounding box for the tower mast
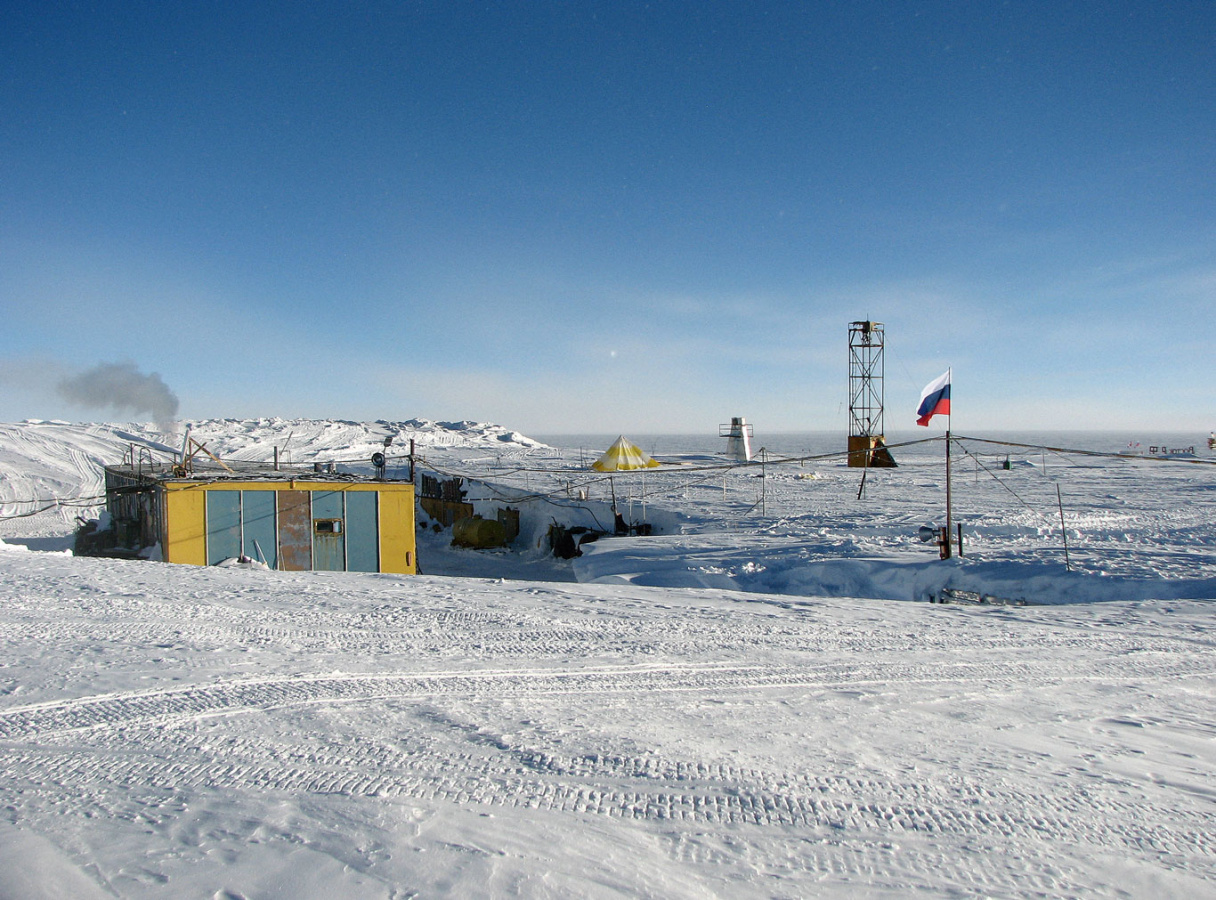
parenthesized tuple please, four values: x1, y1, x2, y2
(848, 321, 897, 468)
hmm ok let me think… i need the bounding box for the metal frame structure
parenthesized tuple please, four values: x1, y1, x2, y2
(848, 320, 885, 438)
(847, 321, 897, 468)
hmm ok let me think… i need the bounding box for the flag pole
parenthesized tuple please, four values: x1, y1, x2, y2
(944, 367, 953, 558)
(916, 367, 954, 559)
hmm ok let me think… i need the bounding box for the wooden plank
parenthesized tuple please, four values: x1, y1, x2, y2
(420, 498, 474, 527)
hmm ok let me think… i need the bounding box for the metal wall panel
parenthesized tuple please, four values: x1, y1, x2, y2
(277, 490, 313, 571)
(162, 487, 207, 565)
(377, 487, 417, 574)
(311, 490, 346, 571)
(344, 490, 379, 572)
(155, 481, 414, 573)
(240, 490, 277, 568)
(205, 490, 242, 565)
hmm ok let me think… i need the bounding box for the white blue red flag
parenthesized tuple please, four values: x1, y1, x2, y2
(916, 370, 951, 427)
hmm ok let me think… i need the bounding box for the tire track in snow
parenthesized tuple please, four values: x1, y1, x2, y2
(3, 659, 1212, 875)
(0, 650, 1208, 740)
(4, 583, 1210, 667)
(2, 563, 1213, 891)
(0, 664, 891, 737)
(3, 702, 1210, 883)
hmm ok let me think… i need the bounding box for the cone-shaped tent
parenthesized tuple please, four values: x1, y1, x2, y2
(591, 435, 660, 472)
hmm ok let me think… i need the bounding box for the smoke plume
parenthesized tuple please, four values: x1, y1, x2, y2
(58, 361, 180, 427)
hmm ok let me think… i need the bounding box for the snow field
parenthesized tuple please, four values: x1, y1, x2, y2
(0, 547, 1212, 897)
(0, 420, 1214, 896)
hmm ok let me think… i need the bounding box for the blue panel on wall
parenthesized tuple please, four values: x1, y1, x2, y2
(206, 490, 241, 565)
(345, 491, 379, 572)
(241, 491, 277, 568)
(311, 490, 343, 519)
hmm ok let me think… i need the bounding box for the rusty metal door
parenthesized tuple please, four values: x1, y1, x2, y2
(277, 490, 312, 571)
(311, 491, 346, 571)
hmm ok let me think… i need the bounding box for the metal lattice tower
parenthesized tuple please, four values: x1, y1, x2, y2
(849, 321, 885, 437)
(847, 321, 897, 467)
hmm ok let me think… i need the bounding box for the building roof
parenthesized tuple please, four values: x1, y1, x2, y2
(104, 461, 410, 487)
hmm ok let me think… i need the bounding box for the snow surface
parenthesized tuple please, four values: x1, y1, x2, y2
(0, 420, 1214, 897)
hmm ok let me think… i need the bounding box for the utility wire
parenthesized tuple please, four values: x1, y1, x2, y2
(0, 493, 107, 505)
(0, 496, 106, 520)
(952, 435, 1216, 466)
(10, 434, 1207, 522)
(953, 442, 1055, 526)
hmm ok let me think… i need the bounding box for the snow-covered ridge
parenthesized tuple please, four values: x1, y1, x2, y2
(0, 418, 545, 537)
(179, 417, 546, 461)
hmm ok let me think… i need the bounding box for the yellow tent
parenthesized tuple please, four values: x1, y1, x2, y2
(591, 435, 660, 472)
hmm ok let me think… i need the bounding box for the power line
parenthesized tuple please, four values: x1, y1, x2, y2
(5, 434, 1207, 524)
(952, 435, 1216, 467)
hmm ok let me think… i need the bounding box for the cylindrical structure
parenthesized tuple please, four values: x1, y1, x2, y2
(720, 416, 754, 462)
(452, 515, 509, 549)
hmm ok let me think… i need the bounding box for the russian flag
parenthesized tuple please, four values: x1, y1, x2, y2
(916, 370, 951, 427)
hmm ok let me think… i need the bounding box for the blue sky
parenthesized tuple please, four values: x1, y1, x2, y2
(2, 1, 1212, 435)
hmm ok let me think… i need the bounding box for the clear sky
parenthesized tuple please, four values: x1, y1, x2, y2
(2, 1, 1212, 436)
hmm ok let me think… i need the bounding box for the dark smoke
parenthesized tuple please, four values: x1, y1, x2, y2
(58, 361, 180, 427)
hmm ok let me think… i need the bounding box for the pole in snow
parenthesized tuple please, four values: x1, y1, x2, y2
(1057, 484, 1072, 572)
(944, 428, 953, 558)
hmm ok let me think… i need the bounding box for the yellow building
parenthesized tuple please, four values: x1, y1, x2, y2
(103, 465, 417, 574)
